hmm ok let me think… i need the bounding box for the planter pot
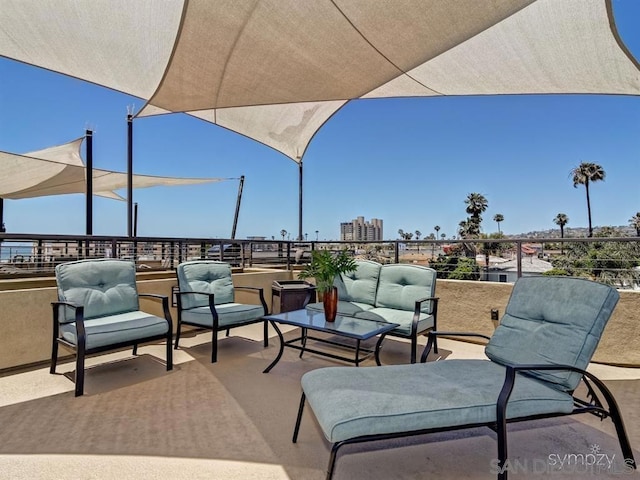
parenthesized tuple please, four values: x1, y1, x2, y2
(322, 286, 338, 322)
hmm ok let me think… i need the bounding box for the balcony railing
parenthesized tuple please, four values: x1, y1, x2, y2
(0, 233, 638, 288)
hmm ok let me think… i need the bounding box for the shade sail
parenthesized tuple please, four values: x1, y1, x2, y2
(0, 137, 227, 200)
(1, 0, 639, 161)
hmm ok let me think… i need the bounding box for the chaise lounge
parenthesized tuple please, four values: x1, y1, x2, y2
(294, 276, 636, 479)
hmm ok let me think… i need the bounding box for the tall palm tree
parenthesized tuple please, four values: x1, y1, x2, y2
(553, 213, 569, 254)
(493, 213, 504, 234)
(571, 162, 605, 237)
(629, 212, 640, 237)
(464, 193, 488, 233)
(434, 225, 440, 238)
(280, 229, 287, 241)
(398, 228, 404, 239)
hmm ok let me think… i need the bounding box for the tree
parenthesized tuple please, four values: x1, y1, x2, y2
(571, 162, 605, 237)
(553, 213, 569, 254)
(434, 225, 440, 238)
(464, 193, 488, 228)
(398, 229, 404, 239)
(493, 214, 504, 234)
(280, 229, 287, 240)
(415, 230, 421, 240)
(629, 212, 640, 237)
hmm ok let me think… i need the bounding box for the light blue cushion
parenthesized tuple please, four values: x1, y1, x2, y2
(181, 303, 265, 328)
(354, 307, 434, 336)
(177, 261, 235, 309)
(485, 276, 619, 392)
(60, 310, 169, 350)
(335, 260, 381, 306)
(55, 259, 139, 322)
(375, 264, 436, 314)
(301, 360, 573, 443)
(305, 300, 375, 316)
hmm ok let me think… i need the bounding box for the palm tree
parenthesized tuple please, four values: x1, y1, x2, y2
(315, 230, 319, 241)
(464, 193, 488, 234)
(434, 225, 440, 238)
(398, 229, 404, 239)
(280, 229, 287, 241)
(629, 212, 640, 237)
(493, 213, 504, 234)
(415, 230, 421, 240)
(571, 162, 605, 237)
(553, 213, 569, 254)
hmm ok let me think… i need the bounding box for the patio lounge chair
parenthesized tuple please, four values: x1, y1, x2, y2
(51, 258, 174, 397)
(293, 276, 636, 479)
(174, 260, 268, 363)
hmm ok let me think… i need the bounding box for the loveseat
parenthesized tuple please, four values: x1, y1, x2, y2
(306, 260, 439, 363)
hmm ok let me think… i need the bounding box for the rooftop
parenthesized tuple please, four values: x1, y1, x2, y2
(1, 325, 638, 479)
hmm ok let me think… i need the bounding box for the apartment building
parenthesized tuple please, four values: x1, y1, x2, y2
(340, 216, 383, 241)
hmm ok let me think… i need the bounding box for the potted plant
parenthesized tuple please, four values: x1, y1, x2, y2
(298, 249, 357, 321)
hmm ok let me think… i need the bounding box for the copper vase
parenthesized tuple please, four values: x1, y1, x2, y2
(322, 286, 338, 322)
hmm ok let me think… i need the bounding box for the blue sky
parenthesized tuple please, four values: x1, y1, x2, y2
(1, 1, 639, 241)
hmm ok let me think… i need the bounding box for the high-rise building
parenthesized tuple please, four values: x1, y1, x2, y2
(340, 216, 383, 241)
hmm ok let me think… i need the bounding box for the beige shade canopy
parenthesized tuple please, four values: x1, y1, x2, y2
(1, 0, 639, 162)
(0, 137, 227, 200)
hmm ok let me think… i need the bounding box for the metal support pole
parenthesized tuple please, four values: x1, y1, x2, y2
(85, 129, 93, 235)
(127, 113, 133, 238)
(133, 202, 138, 237)
(0, 198, 5, 232)
(298, 160, 303, 241)
(231, 175, 244, 239)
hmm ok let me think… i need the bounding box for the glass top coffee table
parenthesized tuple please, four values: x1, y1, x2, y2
(262, 308, 398, 373)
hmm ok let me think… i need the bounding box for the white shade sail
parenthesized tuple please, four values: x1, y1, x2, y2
(1, 0, 639, 161)
(0, 138, 227, 200)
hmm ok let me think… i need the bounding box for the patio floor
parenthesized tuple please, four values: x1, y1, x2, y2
(0, 325, 638, 479)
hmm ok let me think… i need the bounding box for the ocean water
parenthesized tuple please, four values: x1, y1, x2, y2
(0, 245, 33, 262)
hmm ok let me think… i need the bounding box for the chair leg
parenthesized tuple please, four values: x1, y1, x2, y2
(166, 329, 174, 371)
(410, 336, 417, 364)
(132, 343, 138, 355)
(292, 393, 306, 443)
(74, 351, 85, 397)
(263, 319, 269, 347)
(174, 319, 182, 349)
(50, 339, 59, 374)
(211, 328, 218, 363)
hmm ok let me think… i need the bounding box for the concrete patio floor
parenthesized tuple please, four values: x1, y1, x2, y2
(0, 324, 638, 479)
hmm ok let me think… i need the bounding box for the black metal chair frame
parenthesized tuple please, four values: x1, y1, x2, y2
(50, 293, 174, 397)
(174, 287, 269, 363)
(292, 331, 637, 480)
(383, 295, 439, 363)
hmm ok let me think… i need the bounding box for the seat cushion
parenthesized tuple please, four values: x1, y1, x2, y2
(305, 300, 375, 316)
(55, 259, 139, 321)
(181, 303, 265, 329)
(335, 260, 381, 306)
(60, 311, 169, 350)
(301, 359, 574, 444)
(177, 261, 235, 309)
(375, 264, 436, 314)
(354, 307, 434, 336)
(485, 276, 619, 392)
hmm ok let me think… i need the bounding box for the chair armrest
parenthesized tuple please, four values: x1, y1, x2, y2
(51, 301, 86, 341)
(174, 290, 215, 311)
(411, 297, 439, 335)
(234, 286, 269, 315)
(139, 293, 173, 326)
(420, 330, 491, 363)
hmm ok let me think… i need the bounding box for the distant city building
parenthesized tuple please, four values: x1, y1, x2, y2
(340, 217, 383, 241)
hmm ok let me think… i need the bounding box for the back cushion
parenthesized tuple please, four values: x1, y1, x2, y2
(335, 260, 381, 305)
(177, 261, 235, 309)
(375, 264, 436, 313)
(55, 259, 139, 322)
(485, 276, 619, 392)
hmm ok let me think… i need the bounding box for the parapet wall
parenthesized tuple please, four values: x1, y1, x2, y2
(1, 271, 638, 371)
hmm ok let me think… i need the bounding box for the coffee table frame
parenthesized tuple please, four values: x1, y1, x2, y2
(262, 309, 398, 373)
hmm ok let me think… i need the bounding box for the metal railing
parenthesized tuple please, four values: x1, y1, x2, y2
(0, 233, 638, 289)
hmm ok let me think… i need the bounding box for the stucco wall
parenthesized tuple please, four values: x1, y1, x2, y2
(1, 272, 638, 371)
